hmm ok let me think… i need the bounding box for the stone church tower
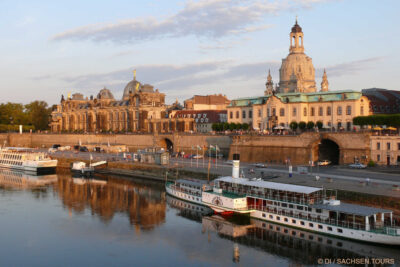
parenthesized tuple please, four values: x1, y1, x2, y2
(264, 69, 274, 95)
(278, 19, 316, 93)
(321, 69, 329, 92)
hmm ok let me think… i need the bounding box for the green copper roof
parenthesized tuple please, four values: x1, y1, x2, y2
(229, 90, 362, 107)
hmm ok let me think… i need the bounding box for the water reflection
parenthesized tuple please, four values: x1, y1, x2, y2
(0, 169, 57, 190)
(54, 174, 166, 231)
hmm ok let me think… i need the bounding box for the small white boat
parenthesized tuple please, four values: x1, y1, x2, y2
(71, 162, 94, 177)
(166, 179, 211, 205)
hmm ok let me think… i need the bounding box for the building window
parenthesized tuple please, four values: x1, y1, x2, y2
(272, 108, 276, 116)
(346, 105, 352, 115)
(280, 108, 285, 117)
(337, 106, 342, 115)
(377, 142, 380, 150)
(377, 154, 381, 161)
(242, 110, 246, 119)
(327, 106, 331, 116)
(249, 110, 252, 119)
(303, 107, 307, 116)
(318, 107, 323, 116)
(258, 109, 261, 117)
(236, 111, 239, 119)
(267, 108, 270, 117)
(360, 106, 364, 115)
(230, 112, 233, 119)
(387, 142, 391, 150)
(398, 143, 400, 150)
(291, 107, 296, 116)
(311, 107, 315, 116)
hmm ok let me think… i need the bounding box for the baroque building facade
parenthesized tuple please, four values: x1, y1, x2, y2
(228, 20, 371, 131)
(50, 73, 195, 133)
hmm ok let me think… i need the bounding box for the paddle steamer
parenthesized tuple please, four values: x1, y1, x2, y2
(202, 154, 400, 245)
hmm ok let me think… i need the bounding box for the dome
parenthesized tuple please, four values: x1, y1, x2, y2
(122, 79, 142, 100)
(291, 21, 302, 33)
(72, 93, 84, 100)
(279, 53, 316, 93)
(97, 88, 115, 100)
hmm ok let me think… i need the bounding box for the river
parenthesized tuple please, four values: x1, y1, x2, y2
(0, 170, 398, 266)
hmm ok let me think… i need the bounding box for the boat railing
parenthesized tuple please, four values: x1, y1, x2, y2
(168, 184, 202, 197)
(253, 206, 400, 235)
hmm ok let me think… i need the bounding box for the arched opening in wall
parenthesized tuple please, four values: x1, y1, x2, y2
(318, 139, 340, 165)
(159, 138, 173, 152)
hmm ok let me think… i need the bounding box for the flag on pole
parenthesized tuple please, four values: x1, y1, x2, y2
(197, 145, 202, 150)
(215, 145, 220, 152)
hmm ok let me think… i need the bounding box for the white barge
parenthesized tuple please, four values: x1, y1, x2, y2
(0, 147, 57, 174)
(202, 153, 400, 245)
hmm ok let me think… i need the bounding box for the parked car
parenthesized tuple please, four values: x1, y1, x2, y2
(52, 144, 61, 149)
(349, 163, 367, 169)
(192, 154, 203, 159)
(79, 146, 89, 152)
(48, 148, 57, 153)
(318, 160, 331, 166)
(252, 163, 267, 168)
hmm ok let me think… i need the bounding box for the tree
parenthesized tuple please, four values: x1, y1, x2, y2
(235, 123, 242, 130)
(316, 121, 323, 130)
(229, 122, 237, 131)
(299, 121, 306, 131)
(289, 121, 298, 131)
(307, 121, 315, 130)
(25, 101, 51, 130)
(212, 123, 218, 131)
(242, 123, 250, 131)
(223, 122, 230, 131)
(0, 102, 28, 125)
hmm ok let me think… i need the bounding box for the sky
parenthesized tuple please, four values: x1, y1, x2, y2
(0, 0, 399, 105)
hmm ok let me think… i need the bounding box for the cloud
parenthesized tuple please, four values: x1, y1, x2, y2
(51, 0, 327, 43)
(317, 57, 384, 78)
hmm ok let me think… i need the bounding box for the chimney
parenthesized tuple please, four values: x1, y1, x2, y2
(232, 153, 240, 178)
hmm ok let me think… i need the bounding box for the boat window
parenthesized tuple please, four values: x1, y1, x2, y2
(318, 237, 323, 242)
(276, 227, 280, 231)
(297, 205, 303, 210)
(291, 231, 296, 236)
(269, 215, 273, 219)
(292, 219, 296, 223)
(327, 227, 332, 231)
(289, 204, 294, 209)
(318, 225, 323, 229)
(327, 239, 332, 245)
(307, 207, 312, 211)
(262, 213, 266, 218)
(276, 216, 280, 221)
(281, 203, 287, 208)
(337, 242, 343, 247)
(300, 233, 305, 238)
(309, 235, 314, 240)
(316, 209, 322, 213)
(337, 228, 343, 233)
(300, 221, 305, 226)
(284, 229, 288, 233)
(284, 218, 288, 222)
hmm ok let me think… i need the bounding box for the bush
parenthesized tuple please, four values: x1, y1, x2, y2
(289, 121, 298, 131)
(223, 122, 230, 131)
(316, 121, 323, 129)
(367, 160, 376, 167)
(235, 123, 242, 130)
(306, 121, 315, 130)
(299, 121, 306, 131)
(242, 123, 249, 131)
(229, 122, 237, 131)
(353, 114, 400, 127)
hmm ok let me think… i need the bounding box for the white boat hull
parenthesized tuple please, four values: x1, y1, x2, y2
(250, 210, 400, 245)
(165, 184, 204, 205)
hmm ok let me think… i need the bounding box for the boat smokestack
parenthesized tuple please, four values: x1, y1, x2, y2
(232, 153, 240, 178)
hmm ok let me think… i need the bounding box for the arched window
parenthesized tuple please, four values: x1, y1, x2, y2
(346, 106, 352, 115)
(327, 107, 331, 116)
(311, 107, 315, 116)
(280, 108, 285, 117)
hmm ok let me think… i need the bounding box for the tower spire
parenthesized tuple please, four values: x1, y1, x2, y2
(133, 69, 136, 80)
(264, 69, 274, 96)
(321, 68, 329, 92)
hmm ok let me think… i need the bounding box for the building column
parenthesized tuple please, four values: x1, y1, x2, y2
(390, 212, 393, 226)
(365, 216, 370, 231)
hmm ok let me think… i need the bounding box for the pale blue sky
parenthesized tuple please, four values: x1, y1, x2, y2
(0, 0, 398, 105)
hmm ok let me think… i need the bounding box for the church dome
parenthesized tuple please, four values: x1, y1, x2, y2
(291, 21, 302, 33)
(122, 79, 142, 100)
(97, 88, 114, 100)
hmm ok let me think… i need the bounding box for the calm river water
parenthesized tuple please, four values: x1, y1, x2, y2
(0, 170, 398, 266)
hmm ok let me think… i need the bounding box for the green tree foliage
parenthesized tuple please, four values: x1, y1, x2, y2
(353, 114, 400, 127)
(229, 122, 237, 131)
(25, 101, 51, 130)
(223, 122, 230, 131)
(316, 121, 323, 129)
(289, 121, 298, 131)
(307, 121, 315, 129)
(242, 123, 249, 130)
(0, 101, 51, 132)
(298, 121, 306, 130)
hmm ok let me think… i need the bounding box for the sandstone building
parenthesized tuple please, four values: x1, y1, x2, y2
(50, 73, 195, 133)
(184, 94, 230, 110)
(228, 20, 371, 131)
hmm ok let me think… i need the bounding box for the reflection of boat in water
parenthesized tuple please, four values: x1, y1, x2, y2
(166, 179, 211, 205)
(201, 214, 400, 264)
(72, 176, 107, 186)
(0, 169, 57, 189)
(167, 195, 212, 222)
